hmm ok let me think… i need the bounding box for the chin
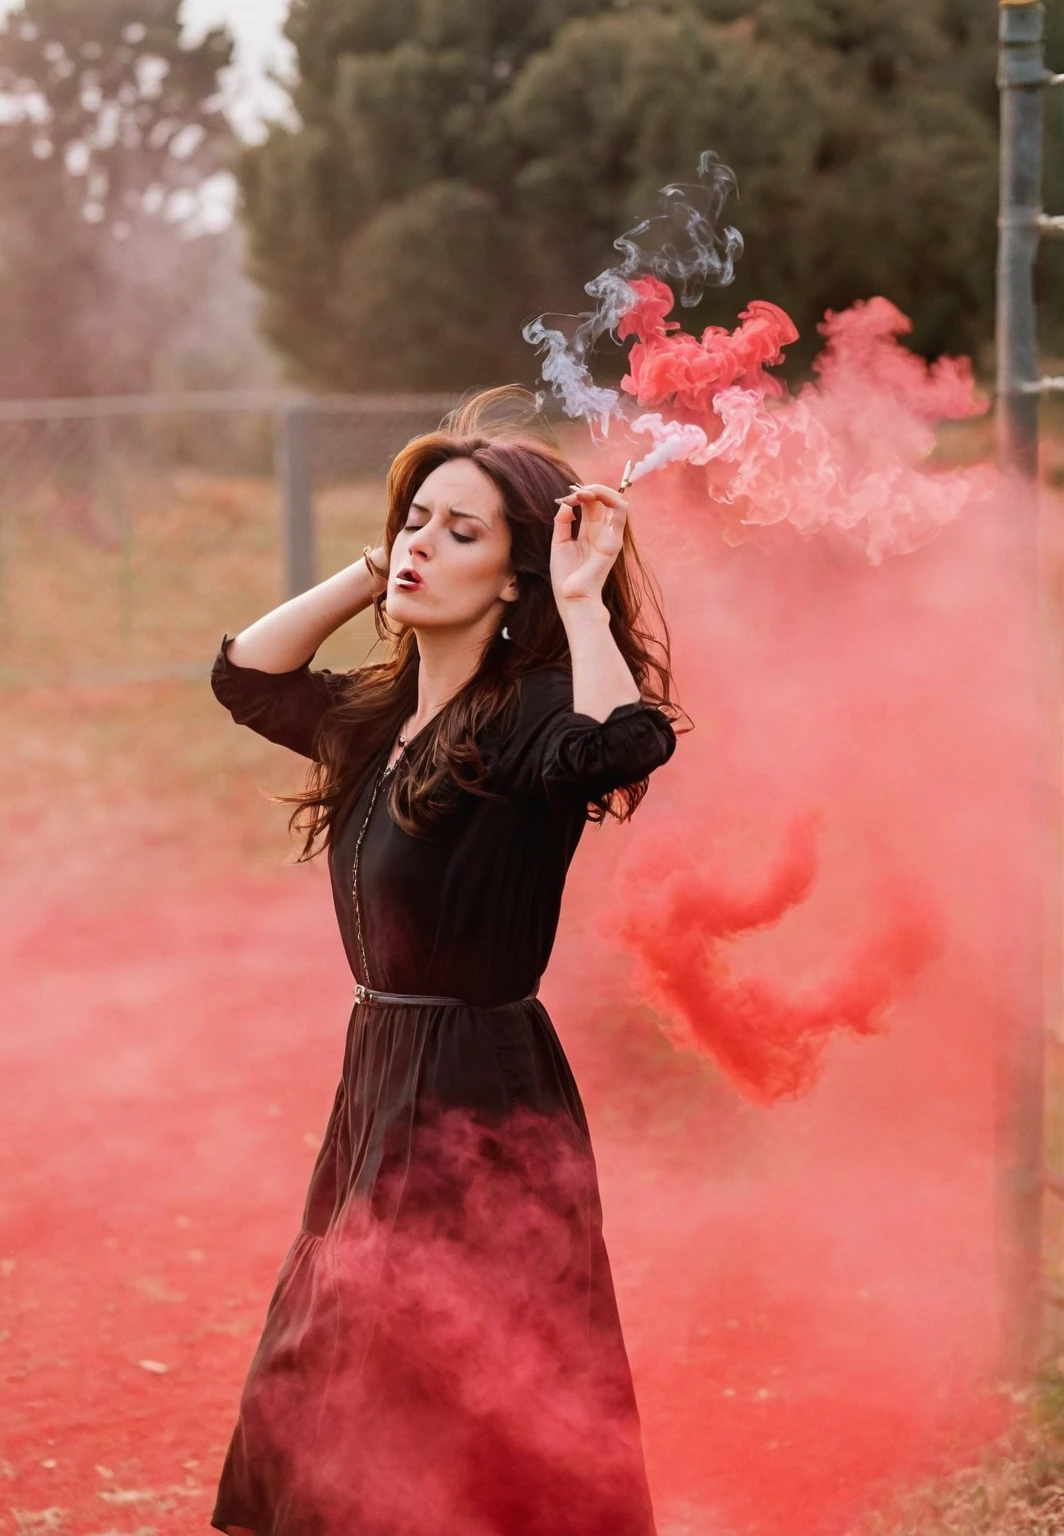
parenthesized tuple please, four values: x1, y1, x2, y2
(388, 601, 450, 631)
(387, 595, 424, 624)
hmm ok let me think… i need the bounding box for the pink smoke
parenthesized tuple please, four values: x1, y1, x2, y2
(618, 277, 798, 408)
(236, 1106, 654, 1536)
(607, 815, 941, 1105)
(619, 279, 992, 564)
(548, 432, 1039, 1527)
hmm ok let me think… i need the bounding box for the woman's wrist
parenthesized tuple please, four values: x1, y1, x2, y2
(362, 545, 389, 597)
(319, 553, 384, 626)
(560, 599, 641, 719)
(558, 595, 611, 634)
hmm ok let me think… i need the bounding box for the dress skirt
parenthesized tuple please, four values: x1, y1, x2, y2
(209, 994, 658, 1536)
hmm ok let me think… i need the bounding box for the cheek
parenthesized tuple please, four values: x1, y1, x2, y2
(468, 544, 501, 579)
(433, 546, 506, 612)
(468, 539, 511, 583)
(438, 541, 500, 585)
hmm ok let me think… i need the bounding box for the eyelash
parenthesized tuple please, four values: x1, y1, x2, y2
(405, 522, 476, 545)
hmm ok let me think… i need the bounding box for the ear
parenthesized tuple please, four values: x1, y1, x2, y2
(502, 575, 520, 604)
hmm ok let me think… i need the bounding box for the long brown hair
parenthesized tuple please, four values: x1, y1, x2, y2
(280, 388, 683, 858)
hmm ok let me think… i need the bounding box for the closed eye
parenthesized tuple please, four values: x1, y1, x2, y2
(405, 520, 476, 545)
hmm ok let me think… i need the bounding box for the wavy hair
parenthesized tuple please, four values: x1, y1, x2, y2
(280, 388, 683, 858)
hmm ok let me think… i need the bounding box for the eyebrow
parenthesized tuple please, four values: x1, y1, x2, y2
(409, 501, 489, 529)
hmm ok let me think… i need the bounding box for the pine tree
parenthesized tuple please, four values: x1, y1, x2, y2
(0, 0, 235, 396)
(241, 0, 1002, 392)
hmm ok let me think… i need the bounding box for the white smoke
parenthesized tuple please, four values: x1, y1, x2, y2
(524, 151, 744, 435)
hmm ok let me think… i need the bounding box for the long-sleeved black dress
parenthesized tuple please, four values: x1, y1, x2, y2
(207, 634, 677, 1536)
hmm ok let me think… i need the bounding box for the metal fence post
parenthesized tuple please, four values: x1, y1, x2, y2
(998, 0, 1047, 476)
(95, 413, 133, 640)
(275, 399, 317, 598)
(997, 0, 1055, 1378)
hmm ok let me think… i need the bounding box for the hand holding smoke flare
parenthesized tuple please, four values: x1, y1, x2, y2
(526, 154, 990, 565)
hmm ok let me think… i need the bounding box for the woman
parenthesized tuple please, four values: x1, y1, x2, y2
(208, 392, 680, 1536)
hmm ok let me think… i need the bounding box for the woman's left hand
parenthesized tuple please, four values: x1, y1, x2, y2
(550, 483, 628, 608)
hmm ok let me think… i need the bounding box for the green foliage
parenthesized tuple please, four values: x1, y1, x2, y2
(328, 183, 532, 389)
(242, 0, 1002, 391)
(0, 0, 235, 396)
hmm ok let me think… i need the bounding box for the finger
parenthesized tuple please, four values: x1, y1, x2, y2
(551, 503, 577, 545)
(564, 493, 628, 525)
(574, 495, 628, 530)
(566, 483, 627, 509)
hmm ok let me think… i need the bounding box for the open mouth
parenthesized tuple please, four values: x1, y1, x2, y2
(395, 567, 423, 591)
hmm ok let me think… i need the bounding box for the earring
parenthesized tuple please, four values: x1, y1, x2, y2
(501, 625, 512, 641)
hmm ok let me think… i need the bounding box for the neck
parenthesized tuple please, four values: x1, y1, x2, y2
(407, 616, 499, 729)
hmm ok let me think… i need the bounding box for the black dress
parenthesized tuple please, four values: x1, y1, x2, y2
(207, 634, 677, 1536)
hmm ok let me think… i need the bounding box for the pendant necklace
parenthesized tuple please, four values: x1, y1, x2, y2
(384, 715, 416, 775)
(387, 726, 409, 774)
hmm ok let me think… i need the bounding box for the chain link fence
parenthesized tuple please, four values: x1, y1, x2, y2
(0, 391, 459, 687)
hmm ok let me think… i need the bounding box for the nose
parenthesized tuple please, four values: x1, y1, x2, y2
(407, 520, 434, 561)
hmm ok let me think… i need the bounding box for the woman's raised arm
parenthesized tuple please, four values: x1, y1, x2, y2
(225, 542, 389, 673)
(211, 543, 390, 760)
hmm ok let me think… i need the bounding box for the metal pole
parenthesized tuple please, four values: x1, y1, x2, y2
(998, 0, 1046, 475)
(997, 0, 1050, 1377)
(95, 414, 133, 642)
(275, 400, 317, 599)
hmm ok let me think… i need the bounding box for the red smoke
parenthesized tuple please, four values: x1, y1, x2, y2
(619, 275, 798, 407)
(232, 1107, 654, 1536)
(619, 281, 991, 565)
(536, 292, 1039, 1529)
(608, 814, 941, 1105)
(812, 297, 984, 421)
(590, 283, 1010, 1123)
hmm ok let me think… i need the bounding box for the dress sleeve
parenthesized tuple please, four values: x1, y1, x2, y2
(209, 633, 349, 761)
(492, 668, 678, 804)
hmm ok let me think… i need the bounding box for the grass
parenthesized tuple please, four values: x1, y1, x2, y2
(850, 1372, 1064, 1535)
(0, 467, 391, 901)
(0, 463, 389, 685)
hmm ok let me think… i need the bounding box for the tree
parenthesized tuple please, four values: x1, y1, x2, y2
(0, 0, 236, 396)
(240, 0, 1002, 393)
(508, 0, 998, 365)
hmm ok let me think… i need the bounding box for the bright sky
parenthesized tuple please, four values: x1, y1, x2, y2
(0, 0, 296, 139)
(178, 0, 295, 139)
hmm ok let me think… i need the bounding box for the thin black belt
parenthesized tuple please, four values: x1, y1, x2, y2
(353, 981, 539, 1008)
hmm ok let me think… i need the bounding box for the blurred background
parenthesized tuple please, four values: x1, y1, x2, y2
(4, 4, 1064, 1535)
(4, 0, 1064, 686)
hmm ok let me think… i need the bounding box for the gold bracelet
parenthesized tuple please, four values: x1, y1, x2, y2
(362, 545, 387, 592)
